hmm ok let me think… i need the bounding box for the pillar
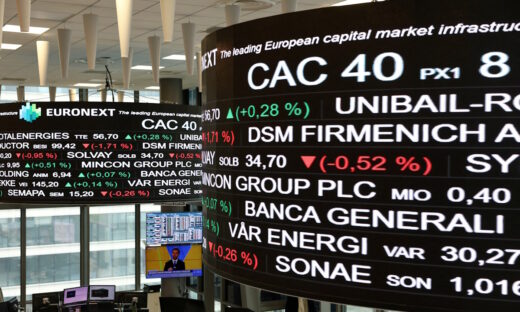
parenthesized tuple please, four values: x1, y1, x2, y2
(79, 88, 88, 102)
(159, 78, 183, 104)
(69, 89, 77, 102)
(17, 86, 24, 102)
(117, 90, 125, 102)
(240, 285, 260, 311)
(320, 302, 332, 312)
(134, 90, 139, 103)
(49, 86, 56, 102)
(298, 298, 309, 312)
(160, 77, 187, 298)
(160, 203, 187, 298)
(203, 269, 214, 312)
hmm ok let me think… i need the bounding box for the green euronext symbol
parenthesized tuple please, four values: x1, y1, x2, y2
(19, 102, 41, 123)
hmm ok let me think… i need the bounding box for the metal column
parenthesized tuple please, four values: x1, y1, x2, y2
(159, 78, 183, 105)
(17, 86, 25, 102)
(20, 208, 26, 310)
(80, 205, 90, 286)
(160, 77, 187, 297)
(203, 268, 214, 312)
(135, 204, 141, 290)
(78, 88, 89, 102)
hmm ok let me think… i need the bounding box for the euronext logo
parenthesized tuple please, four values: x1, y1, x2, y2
(19, 102, 41, 123)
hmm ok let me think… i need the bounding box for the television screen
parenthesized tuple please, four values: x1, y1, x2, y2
(63, 287, 88, 306)
(146, 244, 203, 278)
(89, 285, 115, 302)
(146, 212, 203, 245)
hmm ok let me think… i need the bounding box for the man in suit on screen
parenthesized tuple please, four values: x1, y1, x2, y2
(164, 247, 185, 271)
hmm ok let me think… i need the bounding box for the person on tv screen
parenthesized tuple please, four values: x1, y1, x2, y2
(164, 248, 185, 271)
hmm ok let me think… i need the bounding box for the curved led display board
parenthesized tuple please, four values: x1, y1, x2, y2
(0, 102, 201, 204)
(201, 0, 520, 311)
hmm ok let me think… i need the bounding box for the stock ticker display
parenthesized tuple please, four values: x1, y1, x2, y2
(200, 0, 520, 311)
(0, 102, 202, 203)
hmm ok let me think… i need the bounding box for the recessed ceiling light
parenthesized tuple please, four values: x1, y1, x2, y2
(74, 83, 102, 88)
(145, 86, 160, 90)
(131, 65, 165, 70)
(3, 24, 49, 34)
(0, 43, 22, 50)
(163, 54, 186, 61)
(332, 0, 384, 6)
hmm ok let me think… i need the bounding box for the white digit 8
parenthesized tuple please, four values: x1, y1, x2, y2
(479, 52, 510, 78)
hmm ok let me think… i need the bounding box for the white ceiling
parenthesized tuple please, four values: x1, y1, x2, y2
(0, 0, 339, 91)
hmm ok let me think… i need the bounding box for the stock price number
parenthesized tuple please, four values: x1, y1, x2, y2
(441, 247, 520, 266)
(52, 172, 72, 178)
(69, 191, 94, 198)
(202, 108, 221, 122)
(51, 143, 76, 150)
(32, 181, 59, 188)
(92, 133, 119, 140)
(245, 154, 287, 170)
(446, 187, 511, 206)
(451, 277, 520, 297)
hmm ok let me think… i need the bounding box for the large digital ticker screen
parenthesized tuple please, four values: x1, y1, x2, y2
(200, 0, 520, 311)
(0, 102, 201, 204)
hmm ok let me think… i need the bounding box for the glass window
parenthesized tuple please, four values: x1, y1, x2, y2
(54, 87, 77, 102)
(0, 85, 19, 103)
(0, 209, 20, 299)
(139, 90, 160, 103)
(140, 204, 161, 288)
(25, 86, 51, 102)
(90, 205, 135, 290)
(26, 207, 80, 300)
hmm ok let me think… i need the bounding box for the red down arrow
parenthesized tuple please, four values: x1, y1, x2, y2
(300, 156, 316, 169)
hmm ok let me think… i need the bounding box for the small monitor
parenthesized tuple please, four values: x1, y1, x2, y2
(32, 291, 61, 311)
(63, 287, 89, 306)
(0, 297, 18, 312)
(146, 244, 203, 279)
(89, 286, 115, 302)
(146, 212, 203, 245)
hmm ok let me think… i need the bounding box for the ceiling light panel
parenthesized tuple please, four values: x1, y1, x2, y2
(74, 83, 102, 88)
(132, 65, 165, 70)
(3, 24, 49, 34)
